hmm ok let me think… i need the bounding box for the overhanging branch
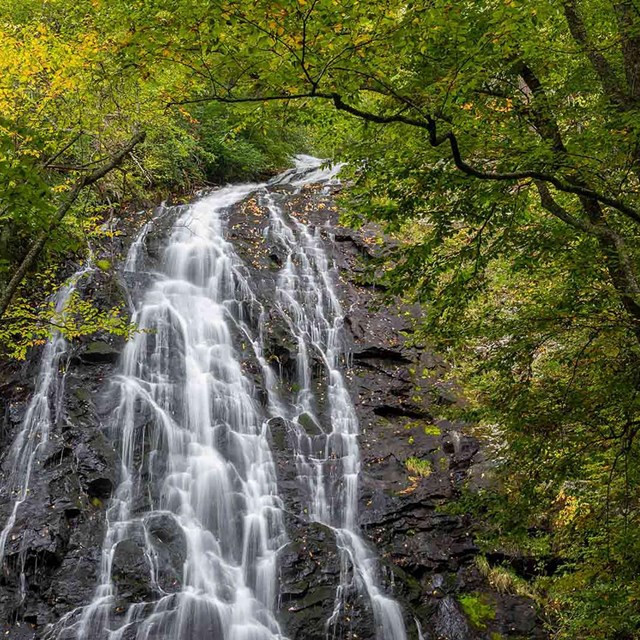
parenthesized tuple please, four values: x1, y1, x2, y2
(0, 130, 146, 319)
(172, 89, 640, 225)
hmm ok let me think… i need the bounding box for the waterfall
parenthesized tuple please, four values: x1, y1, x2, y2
(263, 163, 406, 640)
(40, 158, 405, 639)
(62, 183, 287, 640)
(0, 263, 94, 598)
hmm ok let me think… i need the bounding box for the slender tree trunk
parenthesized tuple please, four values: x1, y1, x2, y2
(580, 196, 640, 342)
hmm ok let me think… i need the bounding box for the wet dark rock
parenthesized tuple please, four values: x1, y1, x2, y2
(279, 515, 375, 640)
(432, 596, 472, 640)
(75, 340, 122, 364)
(352, 346, 412, 363)
(0, 250, 134, 636)
(493, 594, 541, 637)
(112, 536, 155, 602)
(373, 404, 431, 419)
(261, 311, 298, 379)
(8, 400, 27, 426)
(142, 205, 186, 268)
(266, 416, 292, 452)
(145, 512, 187, 593)
(86, 477, 113, 499)
(267, 418, 310, 516)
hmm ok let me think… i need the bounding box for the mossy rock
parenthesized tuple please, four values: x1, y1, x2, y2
(297, 412, 322, 435)
(458, 592, 496, 630)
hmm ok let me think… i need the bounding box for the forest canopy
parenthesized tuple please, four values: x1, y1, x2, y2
(1, 1, 639, 637)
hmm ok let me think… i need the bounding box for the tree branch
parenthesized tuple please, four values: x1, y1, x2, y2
(41, 131, 85, 170)
(171, 89, 640, 224)
(0, 130, 146, 319)
(422, 114, 640, 225)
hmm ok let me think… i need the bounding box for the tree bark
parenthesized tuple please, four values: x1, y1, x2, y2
(562, 0, 630, 106)
(614, 1, 640, 102)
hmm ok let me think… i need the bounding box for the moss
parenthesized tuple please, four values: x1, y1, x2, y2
(405, 456, 431, 477)
(95, 258, 112, 271)
(424, 424, 441, 436)
(403, 419, 441, 437)
(73, 387, 92, 403)
(297, 412, 322, 435)
(458, 593, 496, 630)
(388, 563, 422, 599)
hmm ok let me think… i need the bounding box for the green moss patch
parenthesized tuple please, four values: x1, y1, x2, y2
(458, 593, 496, 630)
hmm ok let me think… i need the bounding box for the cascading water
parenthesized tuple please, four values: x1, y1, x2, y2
(58, 183, 287, 640)
(0, 263, 94, 597)
(262, 167, 406, 640)
(41, 157, 406, 640)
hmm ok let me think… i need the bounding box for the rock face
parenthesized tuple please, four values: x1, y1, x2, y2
(0, 174, 545, 639)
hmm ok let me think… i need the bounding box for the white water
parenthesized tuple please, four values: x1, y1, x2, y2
(262, 162, 407, 640)
(0, 263, 94, 596)
(60, 182, 287, 640)
(44, 158, 406, 639)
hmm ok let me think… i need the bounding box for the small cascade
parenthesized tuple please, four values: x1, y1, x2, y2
(0, 263, 94, 595)
(123, 217, 154, 274)
(262, 159, 407, 640)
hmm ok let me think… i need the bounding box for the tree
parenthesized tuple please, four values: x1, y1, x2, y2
(0, 130, 145, 318)
(0, 1, 305, 357)
(1, 0, 638, 634)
